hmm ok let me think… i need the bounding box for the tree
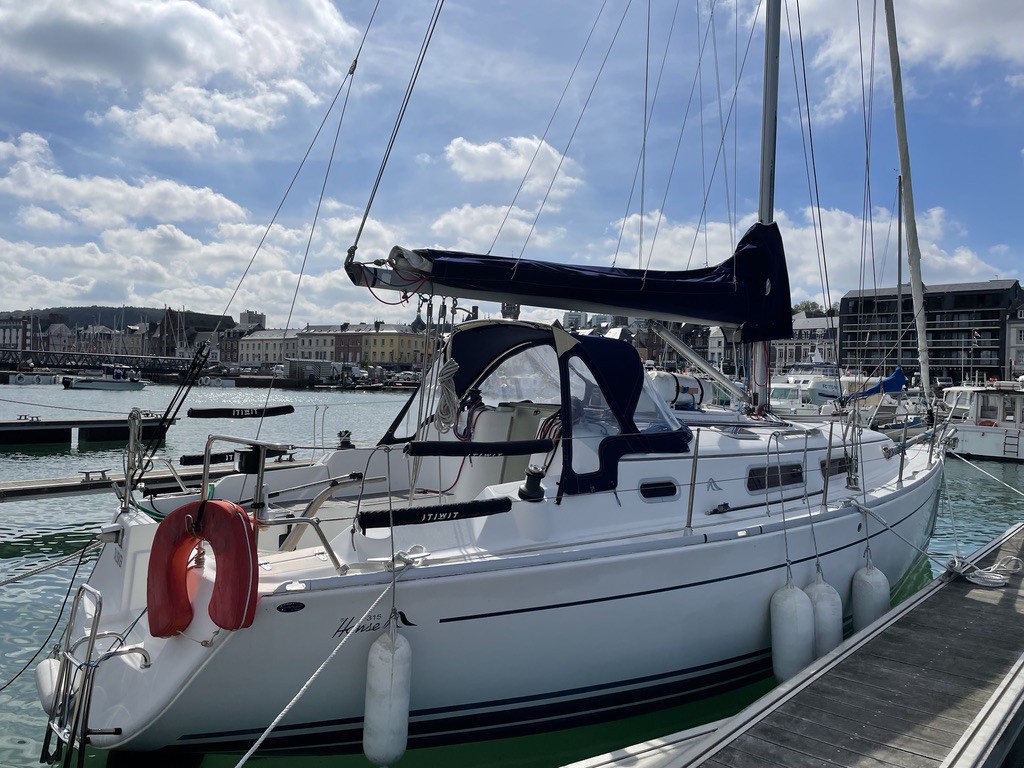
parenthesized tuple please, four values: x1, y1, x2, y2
(792, 300, 825, 318)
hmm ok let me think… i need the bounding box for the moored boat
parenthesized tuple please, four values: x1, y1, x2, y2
(941, 380, 1024, 461)
(62, 365, 146, 391)
(39, 319, 946, 758)
(35, 1, 949, 764)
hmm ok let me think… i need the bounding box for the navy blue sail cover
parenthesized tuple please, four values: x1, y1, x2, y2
(359, 222, 792, 343)
(839, 366, 907, 405)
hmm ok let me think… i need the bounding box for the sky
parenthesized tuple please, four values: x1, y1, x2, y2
(0, 0, 1022, 330)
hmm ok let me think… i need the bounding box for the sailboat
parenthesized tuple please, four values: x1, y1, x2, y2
(37, 3, 946, 765)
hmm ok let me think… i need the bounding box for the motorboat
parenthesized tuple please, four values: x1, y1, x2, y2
(768, 378, 841, 416)
(940, 380, 1024, 461)
(62, 365, 146, 391)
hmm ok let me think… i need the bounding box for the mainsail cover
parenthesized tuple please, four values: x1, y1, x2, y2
(346, 221, 793, 343)
(839, 366, 907, 405)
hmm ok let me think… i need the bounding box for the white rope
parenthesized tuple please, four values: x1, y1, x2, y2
(233, 578, 401, 767)
(852, 499, 1021, 589)
(433, 358, 460, 433)
(946, 555, 1024, 588)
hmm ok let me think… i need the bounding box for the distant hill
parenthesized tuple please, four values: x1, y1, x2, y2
(4, 307, 235, 331)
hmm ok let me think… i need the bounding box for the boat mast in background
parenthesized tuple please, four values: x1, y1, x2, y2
(885, 0, 931, 394)
(752, 0, 782, 406)
(897, 174, 903, 371)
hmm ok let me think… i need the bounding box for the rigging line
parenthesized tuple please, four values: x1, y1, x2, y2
(733, 0, 739, 245)
(132, 347, 210, 488)
(640, 0, 650, 272)
(864, 0, 880, 298)
(859, 2, 883, 353)
(352, 0, 444, 253)
(0, 535, 97, 695)
(0, 543, 102, 589)
(233, 574, 405, 767)
(513, 0, 635, 270)
(949, 452, 1024, 501)
(259, 63, 358, 439)
(855, 0, 880, 299)
(709, 0, 735, 248)
(488, 0, 610, 256)
(784, 1, 833, 346)
(794, 0, 837, 347)
(697, 1, 708, 268)
(611, 0, 683, 269)
(219, 0, 383, 332)
(640, 0, 719, 271)
(683, 0, 763, 270)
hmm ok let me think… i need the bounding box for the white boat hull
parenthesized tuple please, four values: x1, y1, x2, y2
(41, 321, 946, 760)
(77, 443, 941, 753)
(63, 377, 146, 391)
(948, 424, 1024, 461)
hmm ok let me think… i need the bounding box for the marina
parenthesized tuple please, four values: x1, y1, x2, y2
(1, 385, 1022, 768)
(1, 1, 1023, 767)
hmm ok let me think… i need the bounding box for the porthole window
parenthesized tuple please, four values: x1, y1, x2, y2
(748, 464, 804, 492)
(820, 454, 852, 478)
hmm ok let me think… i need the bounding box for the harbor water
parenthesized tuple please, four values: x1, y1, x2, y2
(0, 383, 1020, 767)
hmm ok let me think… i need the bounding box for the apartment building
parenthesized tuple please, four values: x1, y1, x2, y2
(840, 280, 1024, 381)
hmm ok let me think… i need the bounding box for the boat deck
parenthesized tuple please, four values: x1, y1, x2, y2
(566, 521, 1024, 768)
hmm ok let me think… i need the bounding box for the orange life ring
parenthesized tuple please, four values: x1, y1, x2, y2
(979, 419, 997, 427)
(147, 499, 259, 638)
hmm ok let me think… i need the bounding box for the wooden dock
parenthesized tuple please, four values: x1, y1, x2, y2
(0, 455, 314, 502)
(566, 522, 1024, 768)
(0, 413, 172, 445)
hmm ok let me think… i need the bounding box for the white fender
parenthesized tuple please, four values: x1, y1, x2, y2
(770, 579, 814, 682)
(363, 631, 412, 767)
(35, 658, 80, 713)
(852, 561, 891, 632)
(804, 571, 843, 657)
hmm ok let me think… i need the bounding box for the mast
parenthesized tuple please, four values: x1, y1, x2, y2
(884, 0, 930, 393)
(896, 174, 902, 370)
(752, 0, 782, 406)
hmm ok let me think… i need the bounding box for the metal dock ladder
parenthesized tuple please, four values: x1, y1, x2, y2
(40, 585, 149, 768)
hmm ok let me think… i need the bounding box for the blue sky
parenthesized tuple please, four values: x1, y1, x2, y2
(0, 0, 1022, 329)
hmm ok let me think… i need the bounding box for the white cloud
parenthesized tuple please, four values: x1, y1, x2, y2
(775, 0, 1024, 121)
(444, 136, 583, 202)
(0, 134, 246, 227)
(0, 133, 54, 167)
(16, 205, 67, 229)
(430, 203, 566, 255)
(0, 0, 359, 149)
(94, 83, 294, 151)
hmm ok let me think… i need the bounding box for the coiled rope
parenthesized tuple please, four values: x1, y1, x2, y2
(946, 555, 1023, 587)
(433, 359, 460, 433)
